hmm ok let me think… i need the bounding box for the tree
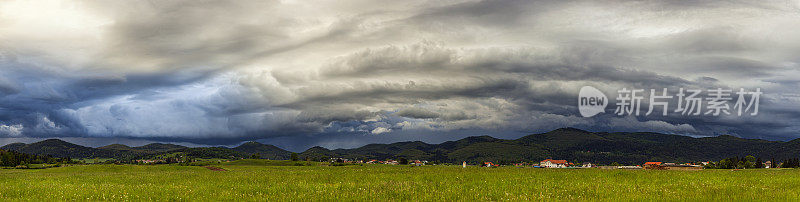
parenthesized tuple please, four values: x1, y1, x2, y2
(398, 157, 409, 165)
(755, 157, 763, 168)
(703, 162, 716, 169)
(290, 153, 299, 161)
(723, 158, 733, 169)
(744, 155, 756, 169)
(745, 155, 756, 163)
(0, 149, 62, 167)
(250, 153, 261, 159)
(781, 158, 799, 168)
(717, 158, 733, 169)
(771, 158, 776, 168)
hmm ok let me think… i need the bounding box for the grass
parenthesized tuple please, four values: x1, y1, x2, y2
(79, 158, 115, 164)
(1, 160, 799, 200)
(221, 159, 324, 166)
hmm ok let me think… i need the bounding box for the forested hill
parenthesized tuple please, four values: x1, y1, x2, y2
(2, 128, 799, 164)
(297, 128, 796, 164)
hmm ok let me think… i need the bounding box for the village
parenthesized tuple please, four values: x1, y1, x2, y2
(327, 157, 780, 170)
(124, 154, 781, 170)
(526, 159, 709, 170)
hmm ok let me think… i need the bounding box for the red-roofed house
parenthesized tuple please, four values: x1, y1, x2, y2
(643, 162, 663, 169)
(540, 159, 568, 168)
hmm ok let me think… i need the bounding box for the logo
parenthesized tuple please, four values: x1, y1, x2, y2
(577, 86, 761, 118)
(578, 86, 607, 117)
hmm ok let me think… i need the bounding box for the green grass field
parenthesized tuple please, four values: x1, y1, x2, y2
(78, 158, 115, 164)
(1, 160, 799, 201)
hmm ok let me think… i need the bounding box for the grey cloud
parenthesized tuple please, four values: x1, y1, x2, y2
(410, 0, 559, 29)
(395, 107, 440, 119)
(0, 124, 23, 137)
(1, 0, 800, 148)
(95, 1, 287, 70)
(296, 108, 378, 124)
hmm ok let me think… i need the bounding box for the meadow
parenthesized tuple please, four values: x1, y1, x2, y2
(1, 160, 799, 201)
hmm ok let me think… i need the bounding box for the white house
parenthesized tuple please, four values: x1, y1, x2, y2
(540, 159, 568, 168)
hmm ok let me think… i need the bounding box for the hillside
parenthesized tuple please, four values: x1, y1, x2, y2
(98, 144, 133, 151)
(175, 147, 247, 159)
(3, 139, 105, 158)
(3, 128, 800, 164)
(133, 143, 187, 152)
(0, 143, 26, 151)
(232, 142, 291, 160)
(299, 128, 796, 164)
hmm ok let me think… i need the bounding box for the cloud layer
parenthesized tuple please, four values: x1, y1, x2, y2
(1, 0, 800, 149)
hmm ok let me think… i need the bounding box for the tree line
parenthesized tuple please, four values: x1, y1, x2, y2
(705, 155, 800, 169)
(0, 149, 73, 167)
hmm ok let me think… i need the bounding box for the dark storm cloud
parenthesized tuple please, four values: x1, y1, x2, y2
(395, 108, 441, 119)
(1, 0, 800, 148)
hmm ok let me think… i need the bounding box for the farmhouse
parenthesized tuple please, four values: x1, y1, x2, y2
(642, 162, 662, 169)
(540, 159, 568, 168)
(642, 162, 703, 170)
(135, 159, 165, 164)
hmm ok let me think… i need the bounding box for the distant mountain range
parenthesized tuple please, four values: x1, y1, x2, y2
(2, 128, 799, 164)
(0, 139, 290, 161)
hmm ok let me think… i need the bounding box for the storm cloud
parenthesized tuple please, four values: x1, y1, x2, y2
(1, 0, 800, 149)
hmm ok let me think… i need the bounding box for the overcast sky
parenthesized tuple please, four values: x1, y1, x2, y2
(1, 0, 800, 151)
